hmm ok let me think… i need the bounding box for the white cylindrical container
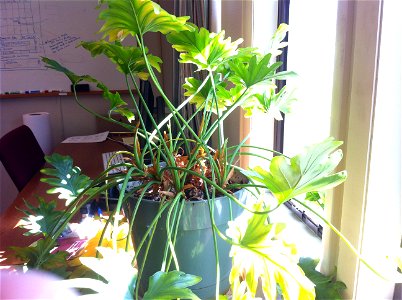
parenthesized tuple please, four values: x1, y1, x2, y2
(23, 112, 52, 155)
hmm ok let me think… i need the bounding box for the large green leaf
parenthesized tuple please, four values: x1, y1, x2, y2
(228, 53, 295, 88)
(167, 27, 243, 70)
(40, 153, 93, 206)
(226, 201, 315, 300)
(11, 238, 69, 278)
(247, 138, 347, 204)
(17, 197, 66, 237)
(80, 41, 162, 78)
(143, 271, 201, 300)
(298, 257, 346, 300)
(98, 0, 191, 41)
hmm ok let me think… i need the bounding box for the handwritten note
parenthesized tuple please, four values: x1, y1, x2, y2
(62, 131, 109, 144)
(44, 34, 80, 54)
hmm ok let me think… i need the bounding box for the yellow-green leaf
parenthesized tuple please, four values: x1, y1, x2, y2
(98, 0, 191, 42)
(247, 138, 347, 204)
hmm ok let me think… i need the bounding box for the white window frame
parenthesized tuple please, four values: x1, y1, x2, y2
(322, 1, 401, 299)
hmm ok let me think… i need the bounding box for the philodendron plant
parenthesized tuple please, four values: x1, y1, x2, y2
(10, 0, 395, 299)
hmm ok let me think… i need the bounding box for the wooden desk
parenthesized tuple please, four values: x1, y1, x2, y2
(0, 139, 125, 263)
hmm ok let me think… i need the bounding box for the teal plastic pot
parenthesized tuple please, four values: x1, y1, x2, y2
(124, 189, 248, 299)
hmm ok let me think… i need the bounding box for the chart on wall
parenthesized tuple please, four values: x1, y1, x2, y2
(0, 0, 128, 93)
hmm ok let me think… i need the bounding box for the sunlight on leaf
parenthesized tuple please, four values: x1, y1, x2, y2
(62, 247, 137, 299)
(98, 0, 191, 41)
(227, 200, 315, 300)
(167, 27, 243, 71)
(241, 85, 297, 119)
(40, 154, 93, 206)
(183, 76, 236, 113)
(16, 197, 67, 237)
(246, 138, 347, 204)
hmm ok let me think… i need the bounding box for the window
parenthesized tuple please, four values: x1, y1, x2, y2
(250, 0, 339, 258)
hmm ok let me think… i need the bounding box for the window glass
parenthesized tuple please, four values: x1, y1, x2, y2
(285, 0, 338, 156)
(251, 0, 339, 248)
(248, 0, 278, 169)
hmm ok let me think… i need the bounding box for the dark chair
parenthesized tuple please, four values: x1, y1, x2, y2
(0, 125, 45, 191)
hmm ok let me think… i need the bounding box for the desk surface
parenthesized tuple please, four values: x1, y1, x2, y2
(0, 139, 125, 263)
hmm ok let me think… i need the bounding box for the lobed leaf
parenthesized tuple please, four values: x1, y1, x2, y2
(98, 0, 191, 42)
(241, 85, 296, 119)
(16, 197, 67, 237)
(227, 201, 315, 300)
(167, 27, 243, 70)
(183, 76, 236, 113)
(246, 138, 347, 204)
(80, 41, 162, 77)
(40, 153, 93, 206)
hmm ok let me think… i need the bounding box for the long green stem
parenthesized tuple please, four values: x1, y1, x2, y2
(112, 168, 135, 250)
(204, 88, 249, 141)
(162, 194, 182, 272)
(125, 181, 158, 252)
(293, 198, 390, 281)
(166, 199, 185, 271)
(208, 69, 224, 149)
(125, 75, 155, 161)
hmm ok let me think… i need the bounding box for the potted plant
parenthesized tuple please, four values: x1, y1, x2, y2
(8, 0, 374, 299)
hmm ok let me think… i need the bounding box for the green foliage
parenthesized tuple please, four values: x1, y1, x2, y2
(96, 82, 135, 122)
(247, 138, 347, 204)
(17, 197, 66, 237)
(11, 238, 69, 278)
(298, 257, 347, 300)
(267, 23, 290, 57)
(143, 270, 202, 300)
(167, 27, 243, 71)
(42, 57, 135, 123)
(98, 0, 191, 41)
(41, 57, 97, 85)
(80, 41, 162, 78)
(228, 53, 282, 88)
(183, 76, 237, 113)
(241, 85, 296, 119)
(227, 200, 315, 300)
(305, 191, 325, 209)
(40, 153, 93, 206)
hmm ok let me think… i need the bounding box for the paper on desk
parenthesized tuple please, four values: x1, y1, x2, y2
(122, 136, 134, 146)
(62, 131, 109, 143)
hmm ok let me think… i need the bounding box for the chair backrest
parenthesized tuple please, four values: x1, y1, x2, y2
(0, 125, 45, 191)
